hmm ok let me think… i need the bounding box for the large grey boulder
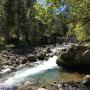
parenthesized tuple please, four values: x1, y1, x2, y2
(56, 45, 90, 68)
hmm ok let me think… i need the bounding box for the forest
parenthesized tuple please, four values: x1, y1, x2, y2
(0, 0, 90, 90)
(0, 0, 90, 48)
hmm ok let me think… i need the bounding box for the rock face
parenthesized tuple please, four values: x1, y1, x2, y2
(56, 45, 90, 68)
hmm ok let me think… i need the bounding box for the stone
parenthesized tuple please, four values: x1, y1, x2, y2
(27, 54, 37, 62)
(37, 88, 47, 90)
(14, 60, 20, 65)
(81, 75, 90, 86)
(0, 68, 11, 75)
(10, 66, 16, 71)
(45, 47, 52, 53)
(21, 59, 27, 64)
(37, 53, 46, 60)
(56, 45, 90, 68)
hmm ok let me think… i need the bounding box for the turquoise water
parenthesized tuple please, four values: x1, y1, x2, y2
(25, 67, 84, 86)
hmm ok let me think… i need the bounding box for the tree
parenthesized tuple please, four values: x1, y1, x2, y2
(34, 0, 67, 36)
(4, 0, 17, 44)
(3, 0, 30, 45)
(65, 0, 90, 41)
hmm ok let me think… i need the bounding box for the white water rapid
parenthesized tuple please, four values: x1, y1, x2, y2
(4, 56, 57, 85)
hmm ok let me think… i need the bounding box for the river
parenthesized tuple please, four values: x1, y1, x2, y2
(0, 45, 84, 89)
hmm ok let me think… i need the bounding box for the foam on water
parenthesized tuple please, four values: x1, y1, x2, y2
(1, 47, 59, 86)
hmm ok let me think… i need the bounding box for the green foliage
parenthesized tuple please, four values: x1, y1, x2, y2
(34, 3, 53, 24)
(74, 22, 88, 41)
(0, 0, 90, 47)
(65, 0, 90, 41)
(34, 1, 66, 36)
(67, 21, 90, 41)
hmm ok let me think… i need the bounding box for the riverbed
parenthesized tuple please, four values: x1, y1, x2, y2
(0, 45, 85, 89)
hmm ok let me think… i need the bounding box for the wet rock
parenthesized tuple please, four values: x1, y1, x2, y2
(14, 60, 20, 65)
(81, 75, 90, 86)
(37, 53, 46, 60)
(6, 61, 14, 65)
(44, 47, 52, 53)
(26, 61, 35, 67)
(13, 63, 18, 67)
(51, 81, 57, 87)
(27, 54, 37, 62)
(0, 68, 11, 75)
(10, 66, 16, 71)
(21, 57, 28, 64)
(16, 64, 26, 70)
(41, 86, 46, 88)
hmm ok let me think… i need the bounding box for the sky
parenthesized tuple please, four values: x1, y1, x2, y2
(36, 0, 67, 15)
(37, 0, 46, 7)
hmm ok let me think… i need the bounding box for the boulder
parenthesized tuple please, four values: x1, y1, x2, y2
(45, 47, 52, 53)
(21, 57, 28, 64)
(83, 50, 90, 62)
(27, 54, 37, 62)
(56, 45, 90, 68)
(14, 60, 20, 65)
(19, 57, 28, 64)
(81, 75, 90, 86)
(37, 53, 46, 60)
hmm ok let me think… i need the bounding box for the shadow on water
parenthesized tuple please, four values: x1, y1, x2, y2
(61, 66, 90, 75)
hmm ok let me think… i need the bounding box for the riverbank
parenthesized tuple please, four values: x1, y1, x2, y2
(15, 75, 90, 90)
(0, 44, 90, 90)
(0, 45, 55, 78)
